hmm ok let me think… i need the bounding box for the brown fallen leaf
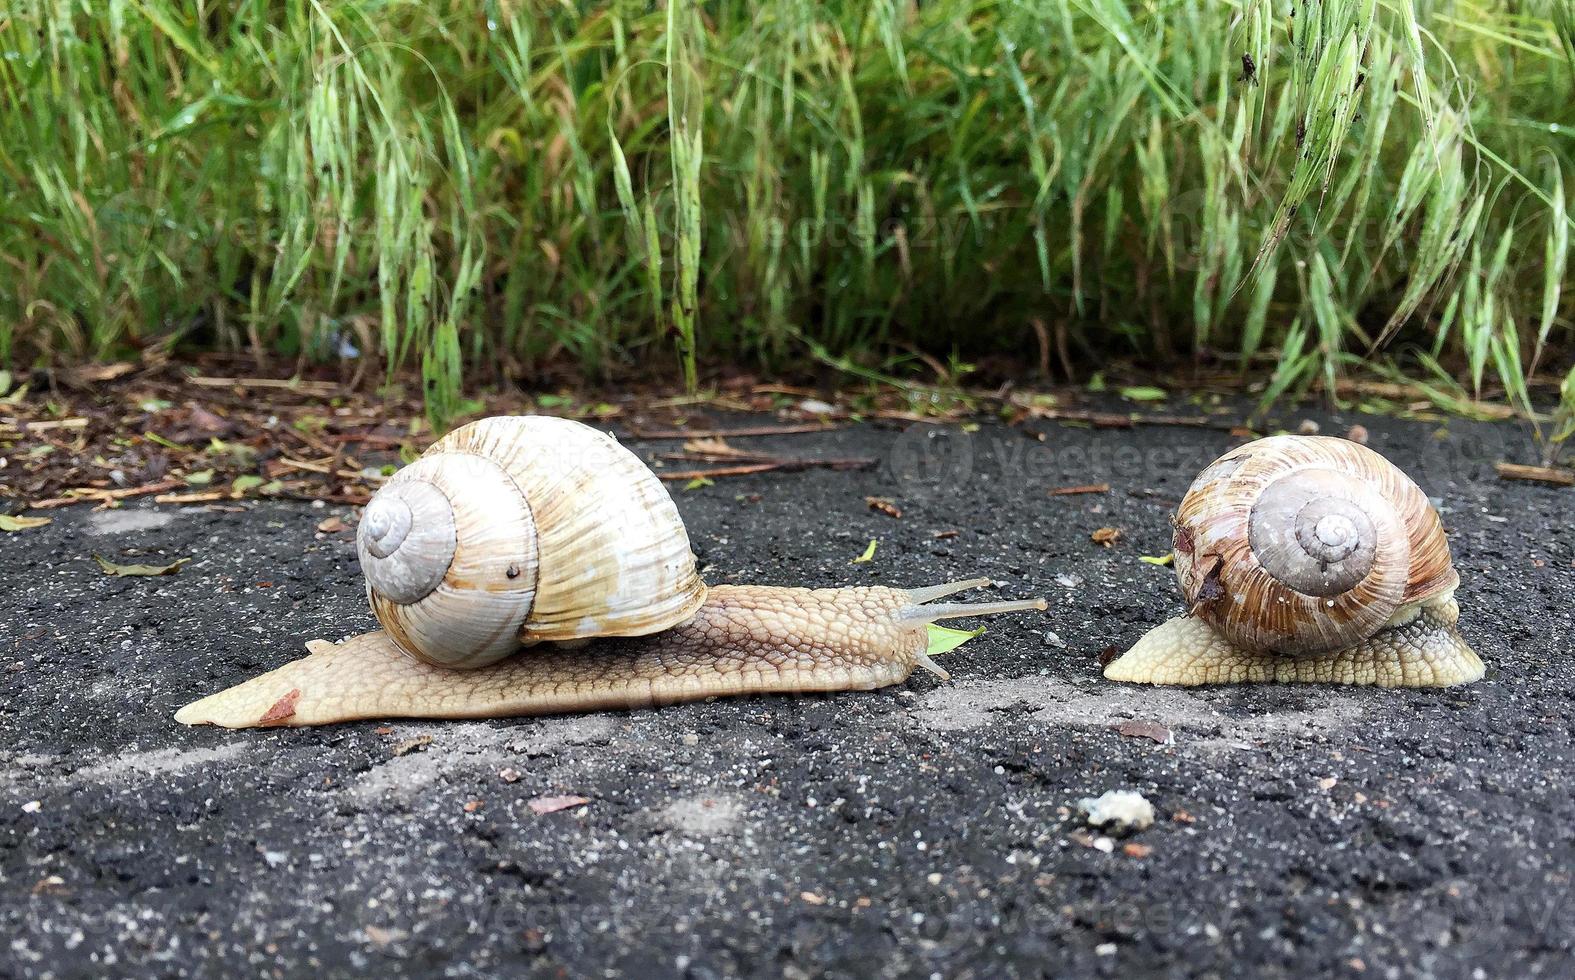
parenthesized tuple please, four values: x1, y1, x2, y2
(682, 436, 743, 456)
(259, 689, 301, 725)
(364, 925, 407, 947)
(0, 514, 52, 532)
(1495, 462, 1574, 487)
(1122, 842, 1153, 859)
(1091, 527, 1123, 548)
(317, 515, 348, 533)
(391, 735, 433, 757)
(93, 554, 190, 577)
(528, 794, 592, 815)
(463, 799, 484, 813)
(1172, 810, 1197, 824)
(1110, 719, 1174, 745)
(1098, 645, 1122, 668)
(865, 496, 902, 519)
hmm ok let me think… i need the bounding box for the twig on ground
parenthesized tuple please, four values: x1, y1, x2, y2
(1049, 483, 1112, 496)
(29, 480, 186, 509)
(187, 376, 341, 398)
(1495, 462, 1575, 487)
(627, 423, 848, 439)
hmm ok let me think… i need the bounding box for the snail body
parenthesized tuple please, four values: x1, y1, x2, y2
(1104, 435, 1483, 687)
(178, 416, 1046, 728)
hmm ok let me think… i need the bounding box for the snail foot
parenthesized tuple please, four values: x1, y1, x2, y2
(1104, 599, 1483, 688)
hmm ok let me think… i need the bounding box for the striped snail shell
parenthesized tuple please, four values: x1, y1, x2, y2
(1171, 435, 1458, 656)
(356, 416, 707, 668)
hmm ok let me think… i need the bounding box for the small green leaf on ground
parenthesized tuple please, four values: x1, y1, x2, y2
(0, 514, 52, 532)
(231, 474, 264, 495)
(93, 554, 190, 577)
(851, 538, 878, 563)
(1119, 386, 1168, 402)
(144, 431, 184, 450)
(185, 469, 215, 486)
(1087, 372, 1107, 392)
(926, 624, 986, 656)
(1139, 553, 1175, 566)
(683, 476, 714, 491)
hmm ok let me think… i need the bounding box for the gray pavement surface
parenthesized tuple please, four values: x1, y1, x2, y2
(2, 411, 1573, 978)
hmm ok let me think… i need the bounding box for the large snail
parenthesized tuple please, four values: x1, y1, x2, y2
(177, 416, 1047, 727)
(1103, 435, 1483, 687)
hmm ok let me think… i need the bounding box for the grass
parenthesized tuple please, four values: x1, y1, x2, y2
(1, 0, 1572, 436)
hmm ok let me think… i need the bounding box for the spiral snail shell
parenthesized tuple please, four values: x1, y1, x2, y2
(177, 416, 1047, 728)
(1104, 435, 1483, 687)
(357, 415, 707, 668)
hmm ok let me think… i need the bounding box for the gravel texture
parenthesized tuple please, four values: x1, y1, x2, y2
(2, 411, 1572, 978)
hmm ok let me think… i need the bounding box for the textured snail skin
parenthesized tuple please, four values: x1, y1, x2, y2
(175, 583, 1047, 728)
(1103, 595, 1483, 687)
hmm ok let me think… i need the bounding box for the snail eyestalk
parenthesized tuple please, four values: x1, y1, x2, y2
(897, 578, 1049, 626)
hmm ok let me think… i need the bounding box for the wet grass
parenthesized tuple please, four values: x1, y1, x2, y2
(1, 0, 1571, 431)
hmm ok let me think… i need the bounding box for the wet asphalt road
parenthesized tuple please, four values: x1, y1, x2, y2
(2, 410, 1572, 978)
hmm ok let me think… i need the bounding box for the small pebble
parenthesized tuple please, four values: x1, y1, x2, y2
(1042, 630, 1067, 649)
(1297, 419, 1321, 435)
(1078, 790, 1156, 835)
(1346, 424, 1369, 445)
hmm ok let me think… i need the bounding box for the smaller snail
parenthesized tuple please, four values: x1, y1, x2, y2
(178, 416, 1046, 727)
(1104, 435, 1483, 688)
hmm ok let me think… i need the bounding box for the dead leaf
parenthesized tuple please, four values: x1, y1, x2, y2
(67, 362, 136, 384)
(1091, 527, 1123, 548)
(1122, 842, 1153, 859)
(0, 514, 52, 532)
(463, 799, 484, 813)
(391, 735, 433, 757)
(259, 689, 301, 725)
(865, 496, 902, 519)
(317, 515, 348, 533)
(682, 436, 742, 456)
(800, 891, 828, 906)
(528, 794, 591, 815)
(1110, 720, 1174, 745)
(1172, 810, 1197, 824)
(364, 926, 407, 947)
(92, 554, 189, 576)
(1194, 556, 1226, 604)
